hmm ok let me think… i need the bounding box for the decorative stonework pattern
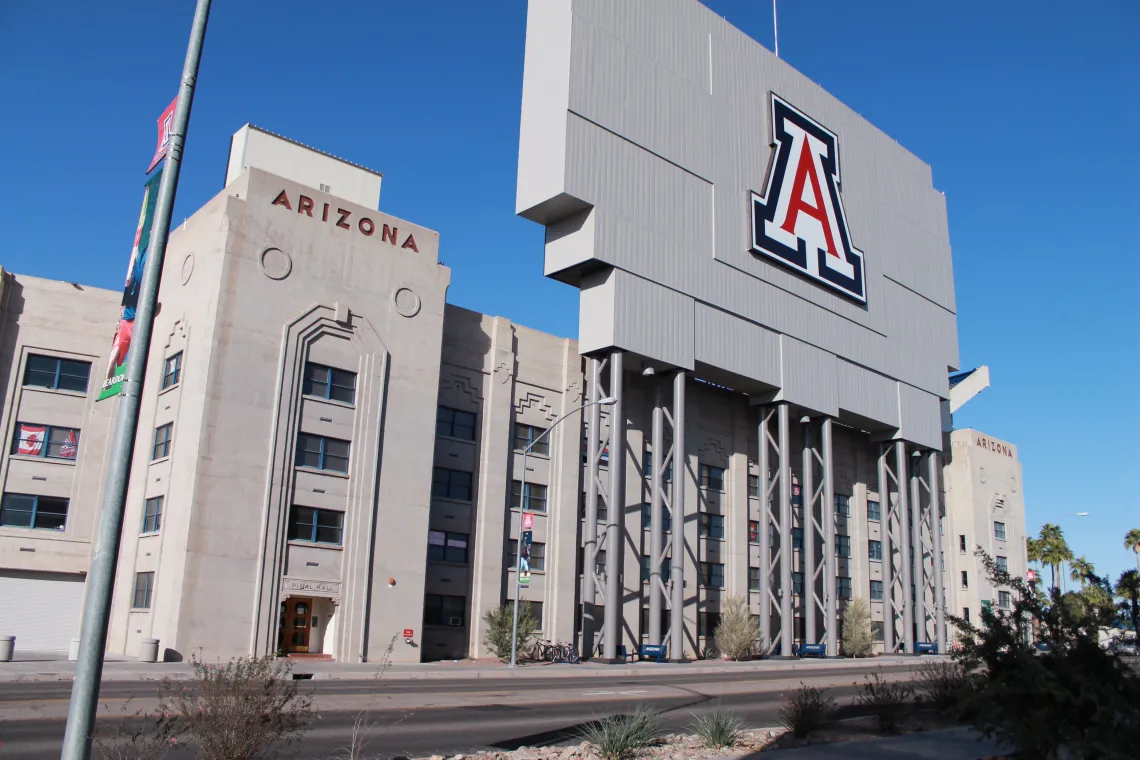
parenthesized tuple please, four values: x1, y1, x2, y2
(515, 391, 557, 422)
(445, 372, 483, 406)
(495, 360, 514, 384)
(566, 380, 583, 403)
(698, 437, 729, 464)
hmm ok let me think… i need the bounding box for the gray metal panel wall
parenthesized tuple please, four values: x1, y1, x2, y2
(517, 0, 961, 450)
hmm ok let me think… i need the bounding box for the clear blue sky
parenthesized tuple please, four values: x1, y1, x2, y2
(1, 2, 1136, 581)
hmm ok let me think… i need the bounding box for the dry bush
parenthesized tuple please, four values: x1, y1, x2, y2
(776, 683, 835, 738)
(714, 596, 758, 660)
(914, 658, 969, 711)
(855, 670, 915, 734)
(579, 704, 662, 760)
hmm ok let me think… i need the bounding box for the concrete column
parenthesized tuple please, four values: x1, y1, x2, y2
(469, 318, 516, 658)
(601, 351, 624, 662)
(550, 339, 585, 644)
(669, 370, 686, 661)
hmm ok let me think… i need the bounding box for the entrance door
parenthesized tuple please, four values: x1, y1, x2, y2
(283, 597, 312, 653)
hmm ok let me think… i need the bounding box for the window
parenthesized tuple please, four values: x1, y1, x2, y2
(748, 520, 759, 543)
(640, 555, 671, 582)
(423, 594, 466, 626)
(867, 499, 881, 521)
(836, 534, 851, 558)
(868, 540, 883, 561)
(699, 512, 725, 539)
(643, 451, 672, 481)
(11, 422, 81, 460)
(835, 494, 850, 515)
(302, 362, 356, 404)
(748, 566, 760, 591)
(994, 521, 1007, 541)
(580, 548, 606, 576)
(161, 352, 182, 390)
(432, 467, 472, 501)
(287, 506, 344, 545)
(508, 539, 546, 572)
(512, 600, 543, 629)
(792, 571, 804, 596)
(996, 555, 1009, 573)
(580, 493, 608, 522)
(792, 527, 804, 550)
(998, 591, 1012, 610)
(837, 576, 852, 600)
(436, 406, 477, 441)
(699, 562, 725, 588)
(510, 481, 548, 512)
(640, 607, 669, 635)
(0, 493, 69, 530)
(295, 432, 349, 473)
(132, 571, 154, 609)
(961, 571, 969, 589)
(963, 607, 971, 623)
(698, 611, 722, 637)
(640, 503, 672, 531)
(871, 621, 885, 642)
(792, 483, 802, 508)
(699, 464, 725, 491)
(152, 423, 173, 460)
(748, 474, 760, 497)
(427, 530, 469, 564)
(514, 423, 549, 456)
(23, 355, 91, 393)
(959, 534, 967, 553)
(870, 579, 884, 601)
(141, 496, 163, 533)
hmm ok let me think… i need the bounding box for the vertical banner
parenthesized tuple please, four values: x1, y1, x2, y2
(98, 169, 164, 401)
(519, 529, 533, 586)
(146, 97, 178, 174)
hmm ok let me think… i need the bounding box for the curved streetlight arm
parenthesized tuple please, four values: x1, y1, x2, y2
(509, 395, 616, 667)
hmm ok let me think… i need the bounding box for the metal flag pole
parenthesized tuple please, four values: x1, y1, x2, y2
(773, 0, 780, 57)
(60, 2, 212, 759)
(509, 395, 616, 667)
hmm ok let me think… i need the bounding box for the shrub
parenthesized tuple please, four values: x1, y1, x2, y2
(714, 596, 758, 660)
(689, 709, 746, 748)
(157, 655, 313, 760)
(579, 704, 662, 760)
(482, 602, 538, 661)
(95, 699, 179, 760)
(914, 658, 968, 711)
(855, 670, 914, 734)
(840, 597, 873, 658)
(776, 683, 835, 738)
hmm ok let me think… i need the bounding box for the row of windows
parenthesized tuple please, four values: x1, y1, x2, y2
(0, 493, 69, 530)
(10, 422, 80, 460)
(747, 568, 854, 600)
(22, 352, 186, 399)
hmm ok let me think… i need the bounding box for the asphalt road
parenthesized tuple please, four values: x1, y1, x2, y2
(0, 663, 910, 760)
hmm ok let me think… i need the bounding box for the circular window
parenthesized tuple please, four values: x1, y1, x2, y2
(979, 467, 987, 484)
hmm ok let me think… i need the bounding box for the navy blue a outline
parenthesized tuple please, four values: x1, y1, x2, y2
(750, 95, 866, 303)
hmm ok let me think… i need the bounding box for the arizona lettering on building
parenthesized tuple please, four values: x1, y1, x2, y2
(750, 94, 867, 302)
(270, 189, 419, 253)
(975, 435, 1015, 459)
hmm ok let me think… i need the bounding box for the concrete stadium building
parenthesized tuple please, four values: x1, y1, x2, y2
(0, 0, 1025, 663)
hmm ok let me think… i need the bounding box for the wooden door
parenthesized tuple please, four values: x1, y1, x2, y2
(283, 598, 312, 653)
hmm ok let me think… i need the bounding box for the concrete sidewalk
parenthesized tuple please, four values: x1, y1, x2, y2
(0, 651, 930, 683)
(728, 727, 1012, 759)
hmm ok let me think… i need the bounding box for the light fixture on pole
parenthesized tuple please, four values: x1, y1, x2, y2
(509, 395, 616, 668)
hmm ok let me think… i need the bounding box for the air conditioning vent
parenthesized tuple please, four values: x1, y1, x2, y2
(447, 616, 463, 627)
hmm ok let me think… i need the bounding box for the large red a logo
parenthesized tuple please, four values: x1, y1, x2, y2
(750, 95, 866, 302)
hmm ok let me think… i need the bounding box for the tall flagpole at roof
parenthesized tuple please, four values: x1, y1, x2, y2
(773, 0, 780, 57)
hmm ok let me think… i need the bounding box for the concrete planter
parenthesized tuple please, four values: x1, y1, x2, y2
(139, 638, 160, 663)
(0, 635, 14, 662)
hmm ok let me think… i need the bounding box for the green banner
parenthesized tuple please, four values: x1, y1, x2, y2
(98, 169, 163, 401)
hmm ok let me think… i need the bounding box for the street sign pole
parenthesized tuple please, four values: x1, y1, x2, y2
(60, 3, 212, 759)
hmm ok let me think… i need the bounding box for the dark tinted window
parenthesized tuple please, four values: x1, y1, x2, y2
(24, 355, 91, 393)
(303, 362, 356, 404)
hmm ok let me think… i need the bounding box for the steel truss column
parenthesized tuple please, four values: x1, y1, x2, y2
(821, 418, 837, 657)
(777, 404, 794, 656)
(668, 370, 686, 661)
(757, 407, 774, 652)
(581, 356, 607, 657)
(601, 351, 625, 662)
(910, 453, 927, 643)
(801, 418, 816, 646)
(928, 451, 946, 653)
(895, 440, 914, 653)
(648, 380, 665, 645)
(878, 446, 896, 654)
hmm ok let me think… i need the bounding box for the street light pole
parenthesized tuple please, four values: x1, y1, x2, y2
(60, 3, 212, 759)
(509, 396, 616, 667)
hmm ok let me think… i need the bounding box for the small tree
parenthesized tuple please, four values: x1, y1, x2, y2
(840, 597, 873, 657)
(714, 596, 757, 660)
(482, 602, 538, 660)
(1118, 570, 1140, 636)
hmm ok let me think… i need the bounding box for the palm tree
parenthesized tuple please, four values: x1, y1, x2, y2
(1037, 524, 1073, 592)
(1125, 529, 1140, 574)
(1027, 537, 1044, 575)
(1117, 570, 1140, 637)
(1069, 556, 1094, 589)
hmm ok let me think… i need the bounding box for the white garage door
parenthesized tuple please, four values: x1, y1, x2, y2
(0, 571, 85, 651)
